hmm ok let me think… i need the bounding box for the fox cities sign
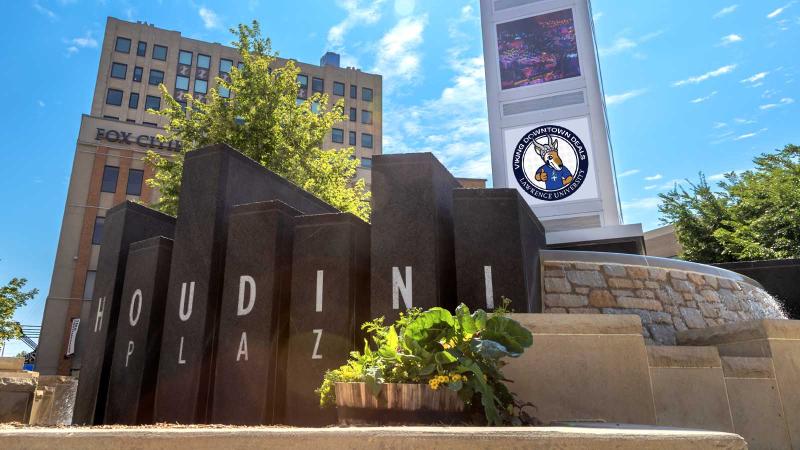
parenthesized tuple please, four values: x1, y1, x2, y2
(95, 128, 181, 152)
(512, 125, 588, 201)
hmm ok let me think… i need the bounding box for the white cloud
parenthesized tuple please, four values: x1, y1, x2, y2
(593, 12, 604, 22)
(605, 89, 647, 105)
(37, 100, 46, 107)
(690, 91, 718, 103)
(198, 7, 221, 29)
(599, 37, 636, 57)
(69, 32, 98, 49)
(734, 117, 756, 124)
(394, 0, 415, 16)
(598, 30, 664, 57)
(741, 71, 769, 84)
(673, 64, 737, 86)
(33, 1, 57, 20)
(618, 169, 640, 178)
(644, 185, 659, 190)
(645, 174, 663, 181)
(733, 128, 767, 140)
(713, 5, 738, 18)
(759, 97, 795, 110)
(622, 197, 661, 210)
(767, 3, 794, 19)
(719, 34, 743, 45)
(713, 121, 728, 129)
(383, 48, 491, 181)
(328, 0, 386, 49)
(372, 15, 428, 88)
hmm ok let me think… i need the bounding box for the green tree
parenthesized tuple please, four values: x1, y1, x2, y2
(659, 144, 800, 262)
(144, 21, 370, 221)
(1, 278, 38, 342)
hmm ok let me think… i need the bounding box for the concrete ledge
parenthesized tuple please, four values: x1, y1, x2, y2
(647, 346, 721, 368)
(0, 426, 747, 450)
(508, 313, 643, 335)
(677, 319, 800, 346)
(722, 357, 775, 379)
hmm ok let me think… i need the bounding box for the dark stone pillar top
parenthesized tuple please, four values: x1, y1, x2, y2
(184, 143, 338, 215)
(453, 188, 545, 234)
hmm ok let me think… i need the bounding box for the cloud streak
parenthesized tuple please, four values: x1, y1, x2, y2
(605, 89, 647, 105)
(713, 5, 738, 18)
(372, 15, 428, 88)
(198, 7, 221, 29)
(690, 91, 718, 103)
(673, 64, 736, 86)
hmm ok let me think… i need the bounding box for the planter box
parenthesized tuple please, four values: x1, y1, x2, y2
(334, 382, 475, 426)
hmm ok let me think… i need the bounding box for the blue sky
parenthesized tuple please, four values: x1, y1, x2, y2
(0, 0, 797, 355)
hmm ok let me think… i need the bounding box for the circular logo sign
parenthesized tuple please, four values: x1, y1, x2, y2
(512, 125, 589, 201)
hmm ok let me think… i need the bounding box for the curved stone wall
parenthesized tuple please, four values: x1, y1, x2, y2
(540, 250, 786, 345)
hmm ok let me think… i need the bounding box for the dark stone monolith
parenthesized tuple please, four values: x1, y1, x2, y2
(285, 213, 370, 426)
(369, 153, 460, 322)
(73, 202, 175, 425)
(210, 201, 299, 425)
(453, 188, 546, 313)
(105, 236, 173, 425)
(154, 144, 337, 424)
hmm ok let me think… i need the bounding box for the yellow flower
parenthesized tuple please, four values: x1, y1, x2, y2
(438, 375, 449, 383)
(428, 379, 440, 390)
(451, 374, 462, 382)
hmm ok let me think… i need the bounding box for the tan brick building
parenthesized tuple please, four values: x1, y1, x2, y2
(36, 17, 383, 375)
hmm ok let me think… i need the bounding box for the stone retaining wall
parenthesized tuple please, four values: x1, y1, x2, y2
(541, 261, 785, 345)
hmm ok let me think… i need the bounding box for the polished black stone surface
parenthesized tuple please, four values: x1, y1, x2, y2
(370, 153, 461, 322)
(453, 189, 546, 313)
(210, 201, 300, 425)
(285, 213, 370, 426)
(154, 144, 338, 424)
(105, 237, 173, 425)
(715, 259, 800, 319)
(73, 202, 175, 425)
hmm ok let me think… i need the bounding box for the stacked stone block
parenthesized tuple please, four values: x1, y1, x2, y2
(542, 261, 784, 345)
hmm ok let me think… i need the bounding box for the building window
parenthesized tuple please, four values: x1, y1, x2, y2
(361, 157, 372, 168)
(126, 169, 144, 196)
(103, 115, 119, 120)
(362, 133, 373, 149)
(126, 119, 135, 123)
(350, 84, 357, 99)
(82, 270, 96, 300)
(153, 44, 168, 61)
(311, 101, 320, 114)
(129, 92, 139, 109)
(101, 166, 119, 193)
(149, 69, 164, 86)
(349, 130, 356, 146)
(145, 95, 161, 111)
(297, 74, 308, 99)
(176, 75, 190, 91)
(312, 77, 324, 94)
(332, 128, 344, 143)
(115, 37, 131, 53)
(133, 66, 143, 82)
(110, 62, 127, 79)
(349, 107, 356, 122)
(220, 59, 233, 74)
(361, 110, 372, 124)
(362, 87, 373, 102)
(197, 54, 210, 69)
(92, 217, 105, 245)
(333, 81, 345, 96)
(143, 121, 158, 127)
(136, 41, 147, 57)
(105, 88, 123, 106)
(194, 79, 208, 94)
(179, 50, 193, 66)
(237, 61, 244, 71)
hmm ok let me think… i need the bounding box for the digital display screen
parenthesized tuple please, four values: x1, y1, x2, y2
(497, 9, 581, 90)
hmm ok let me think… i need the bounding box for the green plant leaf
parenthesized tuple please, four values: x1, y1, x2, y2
(447, 380, 463, 391)
(482, 316, 533, 354)
(470, 339, 517, 359)
(403, 307, 455, 348)
(471, 309, 488, 331)
(434, 350, 458, 364)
